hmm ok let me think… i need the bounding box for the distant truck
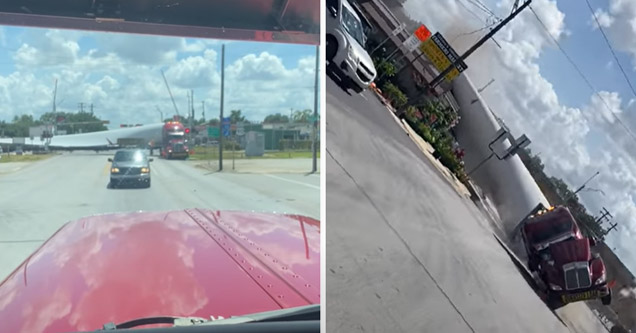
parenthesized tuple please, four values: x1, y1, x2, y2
(520, 204, 612, 309)
(161, 121, 190, 160)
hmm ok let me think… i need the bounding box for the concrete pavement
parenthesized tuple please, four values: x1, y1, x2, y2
(0, 152, 319, 280)
(326, 78, 605, 332)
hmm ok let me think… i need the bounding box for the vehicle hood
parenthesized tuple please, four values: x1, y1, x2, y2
(0, 209, 320, 333)
(549, 238, 591, 266)
(344, 33, 375, 75)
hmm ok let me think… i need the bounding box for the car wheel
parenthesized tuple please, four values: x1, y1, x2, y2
(326, 35, 337, 63)
(601, 290, 612, 305)
(351, 84, 364, 94)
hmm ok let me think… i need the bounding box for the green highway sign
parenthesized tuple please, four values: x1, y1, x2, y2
(207, 127, 220, 138)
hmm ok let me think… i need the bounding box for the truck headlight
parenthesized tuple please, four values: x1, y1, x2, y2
(549, 283, 562, 291)
(595, 271, 606, 285)
(141, 167, 150, 173)
(111, 167, 119, 173)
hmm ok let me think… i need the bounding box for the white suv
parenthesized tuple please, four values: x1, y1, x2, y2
(326, 0, 377, 94)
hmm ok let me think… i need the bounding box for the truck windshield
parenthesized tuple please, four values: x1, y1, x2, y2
(341, 6, 365, 47)
(529, 218, 573, 244)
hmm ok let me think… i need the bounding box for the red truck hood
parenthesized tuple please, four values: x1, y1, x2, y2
(549, 238, 591, 266)
(0, 209, 320, 333)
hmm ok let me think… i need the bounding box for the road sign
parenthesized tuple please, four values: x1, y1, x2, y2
(414, 25, 431, 41)
(403, 34, 422, 52)
(392, 23, 406, 36)
(207, 127, 220, 138)
(420, 32, 466, 82)
(236, 122, 245, 136)
(222, 117, 231, 137)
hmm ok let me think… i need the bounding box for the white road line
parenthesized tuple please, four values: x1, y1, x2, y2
(264, 174, 320, 190)
(360, 93, 368, 100)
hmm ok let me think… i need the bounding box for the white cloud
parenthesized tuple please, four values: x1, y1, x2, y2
(587, 0, 636, 68)
(0, 28, 317, 127)
(589, 8, 615, 29)
(402, 0, 636, 272)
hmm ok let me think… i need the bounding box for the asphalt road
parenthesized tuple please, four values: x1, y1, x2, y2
(325, 76, 604, 333)
(0, 153, 319, 280)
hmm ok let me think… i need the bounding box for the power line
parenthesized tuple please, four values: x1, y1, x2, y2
(465, 0, 498, 18)
(529, 5, 636, 142)
(452, 20, 501, 43)
(584, 0, 636, 99)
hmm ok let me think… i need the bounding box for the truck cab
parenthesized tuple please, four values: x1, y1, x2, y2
(521, 206, 611, 308)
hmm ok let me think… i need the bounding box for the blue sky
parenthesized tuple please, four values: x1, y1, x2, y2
(0, 26, 319, 127)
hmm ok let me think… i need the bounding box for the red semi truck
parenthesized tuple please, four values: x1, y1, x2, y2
(520, 205, 612, 309)
(160, 121, 190, 160)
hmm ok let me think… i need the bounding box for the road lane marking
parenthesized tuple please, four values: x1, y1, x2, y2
(360, 93, 368, 100)
(264, 174, 320, 190)
(103, 163, 110, 176)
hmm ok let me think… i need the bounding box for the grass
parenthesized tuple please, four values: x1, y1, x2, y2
(0, 153, 56, 163)
(189, 147, 320, 160)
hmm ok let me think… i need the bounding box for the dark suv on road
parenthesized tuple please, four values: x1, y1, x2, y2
(109, 149, 153, 188)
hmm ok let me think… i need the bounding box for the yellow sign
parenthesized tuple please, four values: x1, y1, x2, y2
(420, 38, 460, 82)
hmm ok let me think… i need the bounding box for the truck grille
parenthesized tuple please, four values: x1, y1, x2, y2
(118, 167, 141, 175)
(173, 144, 185, 152)
(563, 263, 592, 290)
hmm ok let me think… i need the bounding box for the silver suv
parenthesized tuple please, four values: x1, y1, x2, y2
(326, 0, 377, 93)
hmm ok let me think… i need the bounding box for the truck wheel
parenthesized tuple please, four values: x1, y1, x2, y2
(351, 83, 364, 94)
(601, 290, 612, 305)
(546, 292, 565, 310)
(528, 257, 539, 272)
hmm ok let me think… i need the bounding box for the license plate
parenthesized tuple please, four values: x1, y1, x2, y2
(561, 290, 598, 303)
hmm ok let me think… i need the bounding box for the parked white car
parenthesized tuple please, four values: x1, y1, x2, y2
(326, 0, 377, 93)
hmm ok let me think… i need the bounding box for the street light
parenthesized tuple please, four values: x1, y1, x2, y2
(564, 171, 600, 202)
(155, 106, 163, 123)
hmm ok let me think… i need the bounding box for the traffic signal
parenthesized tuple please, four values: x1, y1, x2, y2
(185, 128, 190, 134)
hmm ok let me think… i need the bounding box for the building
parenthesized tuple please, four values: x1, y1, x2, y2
(354, 0, 460, 113)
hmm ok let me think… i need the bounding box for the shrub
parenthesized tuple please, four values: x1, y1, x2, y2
(382, 82, 408, 109)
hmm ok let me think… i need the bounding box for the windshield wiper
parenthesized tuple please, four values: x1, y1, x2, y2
(98, 304, 319, 330)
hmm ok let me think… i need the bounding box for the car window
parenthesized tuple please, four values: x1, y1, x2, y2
(341, 6, 365, 47)
(114, 151, 146, 162)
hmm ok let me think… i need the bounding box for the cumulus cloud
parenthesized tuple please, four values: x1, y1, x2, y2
(586, 0, 636, 69)
(401, 0, 636, 272)
(0, 28, 317, 128)
(589, 8, 614, 29)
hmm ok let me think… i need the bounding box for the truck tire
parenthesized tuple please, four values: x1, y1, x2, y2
(528, 257, 539, 272)
(601, 290, 612, 305)
(326, 35, 337, 63)
(546, 292, 565, 310)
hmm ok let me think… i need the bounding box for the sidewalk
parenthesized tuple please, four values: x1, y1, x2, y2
(192, 158, 320, 174)
(370, 88, 472, 199)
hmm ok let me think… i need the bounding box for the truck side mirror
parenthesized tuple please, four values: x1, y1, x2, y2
(108, 158, 113, 162)
(589, 238, 597, 246)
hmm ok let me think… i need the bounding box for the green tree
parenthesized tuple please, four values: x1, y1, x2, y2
(208, 118, 220, 126)
(40, 111, 106, 134)
(264, 113, 290, 123)
(292, 109, 312, 123)
(230, 110, 245, 123)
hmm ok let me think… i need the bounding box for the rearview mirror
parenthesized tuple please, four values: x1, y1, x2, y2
(108, 158, 112, 162)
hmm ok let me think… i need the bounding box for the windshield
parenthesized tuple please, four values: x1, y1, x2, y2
(529, 217, 574, 245)
(341, 6, 366, 47)
(114, 151, 146, 163)
(0, 5, 321, 331)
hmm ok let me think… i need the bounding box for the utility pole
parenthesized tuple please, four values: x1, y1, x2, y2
(155, 106, 163, 123)
(78, 102, 85, 113)
(90, 103, 94, 114)
(201, 101, 205, 122)
(427, 0, 532, 90)
(219, 44, 225, 171)
(564, 171, 600, 202)
(596, 207, 613, 225)
(311, 45, 319, 173)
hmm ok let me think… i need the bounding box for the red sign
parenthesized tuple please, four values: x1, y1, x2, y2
(415, 25, 431, 41)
